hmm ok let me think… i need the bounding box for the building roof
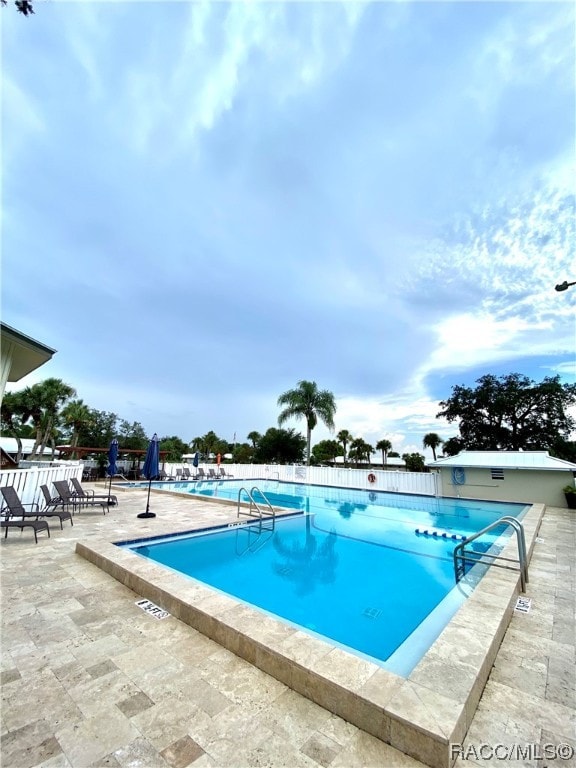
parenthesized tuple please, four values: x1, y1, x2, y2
(0, 438, 55, 456)
(428, 450, 576, 471)
(1, 322, 56, 382)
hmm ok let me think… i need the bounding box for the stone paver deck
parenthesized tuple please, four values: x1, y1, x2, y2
(1, 484, 574, 768)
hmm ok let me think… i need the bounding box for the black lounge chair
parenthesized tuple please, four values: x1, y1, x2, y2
(1, 516, 50, 543)
(182, 468, 194, 480)
(207, 468, 218, 480)
(53, 480, 109, 515)
(1, 485, 72, 530)
(218, 467, 234, 478)
(70, 477, 118, 505)
(40, 484, 71, 516)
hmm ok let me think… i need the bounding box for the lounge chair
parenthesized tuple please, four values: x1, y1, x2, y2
(70, 477, 118, 506)
(0, 485, 54, 543)
(41, 484, 69, 515)
(53, 480, 109, 515)
(1, 485, 73, 530)
(219, 467, 234, 478)
(175, 468, 184, 481)
(1, 515, 50, 543)
(182, 468, 194, 480)
(207, 468, 218, 480)
(195, 468, 207, 480)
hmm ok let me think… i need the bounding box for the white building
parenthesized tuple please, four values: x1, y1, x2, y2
(428, 450, 576, 508)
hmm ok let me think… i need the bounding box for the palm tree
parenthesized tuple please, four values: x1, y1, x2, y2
(0, 391, 27, 463)
(348, 438, 373, 467)
(20, 379, 75, 458)
(336, 429, 352, 467)
(277, 380, 336, 466)
(247, 431, 262, 449)
(61, 399, 92, 457)
(376, 439, 392, 468)
(423, 432, 443, 461)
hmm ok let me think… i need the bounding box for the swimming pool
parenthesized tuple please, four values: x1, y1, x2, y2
(122, 482, 527, 674)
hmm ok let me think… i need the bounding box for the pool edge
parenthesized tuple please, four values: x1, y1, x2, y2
(75, 502, 545, 768)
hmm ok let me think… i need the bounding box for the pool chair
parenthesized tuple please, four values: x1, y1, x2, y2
(2, 485, 73, 530)
(70, 477, 118, 506)
(182, 468, 194, 480)
(175, 468, 184, 481)
(219, 467, 234, 479)
(207, 468, 219, 480)
(39, 484, 76, 526)
(195, 468, 207, 481)
(53, 480, 110, 515)
(1, 515, 50, 543)
(0, 487, 55, 541)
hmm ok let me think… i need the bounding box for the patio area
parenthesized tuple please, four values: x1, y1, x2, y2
(1, 484, 574, 768)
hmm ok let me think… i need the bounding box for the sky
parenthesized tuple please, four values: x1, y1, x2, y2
(2, 0, 575, 460)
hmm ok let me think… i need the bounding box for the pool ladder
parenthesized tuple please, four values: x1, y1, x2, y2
(237, 486, 276, 523)
(453, 516, 528, 591)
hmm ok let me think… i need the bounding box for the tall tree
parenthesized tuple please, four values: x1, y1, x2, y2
(253, 427, 306, 464)
(277, 380, 336, 466)
(437, 373, 576, 457)
(61, 399, 92, 457)
(402, 453, 427, 472)
(247, 431, 262, 449)
(78, 409, 118, 448)
(311, 440, 343, 465)
(423, 433, 443, 461)
(159, 435, 189, 462)
(22, 378, 76, 458)
(118, 421, 148, 451)
(1, 1, 36, 15)
(348, 438, 373, 466)
(336, 429, 352, 467)
(376, 438, 392, 467)
(442, 436, 464, 457)
(0, 391, 27, 462)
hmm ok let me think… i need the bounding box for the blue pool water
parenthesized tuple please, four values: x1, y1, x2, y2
(122, 482, 527, 674)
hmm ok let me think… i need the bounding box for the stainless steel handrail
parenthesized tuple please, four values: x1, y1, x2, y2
(237, 486, 275, 520)
(453, 516, 528, 591)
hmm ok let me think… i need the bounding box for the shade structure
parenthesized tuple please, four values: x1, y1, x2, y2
(107, 438, 119, 500)
(192, 452, 199, 468)
(138, 433, 159, 519)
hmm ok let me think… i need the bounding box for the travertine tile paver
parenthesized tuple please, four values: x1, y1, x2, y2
(1, 485, 574, 768)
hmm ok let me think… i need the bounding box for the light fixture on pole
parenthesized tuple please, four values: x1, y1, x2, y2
(555, 280, 576, 292)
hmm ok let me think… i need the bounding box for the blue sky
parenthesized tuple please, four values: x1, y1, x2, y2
(2, 1, 575, 459)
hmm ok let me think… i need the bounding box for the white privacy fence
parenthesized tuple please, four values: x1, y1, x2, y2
(163, 463, 438, 497)
(0, 463, 84, 507)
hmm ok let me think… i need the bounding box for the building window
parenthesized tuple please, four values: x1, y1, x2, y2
(491, 468, 504, 480)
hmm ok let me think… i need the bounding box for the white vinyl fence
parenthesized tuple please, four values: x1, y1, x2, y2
(0, 463, 84, 508)
(163, 463, 438, 497)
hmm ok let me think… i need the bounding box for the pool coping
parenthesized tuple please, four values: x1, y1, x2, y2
(75, 502, 544, 768)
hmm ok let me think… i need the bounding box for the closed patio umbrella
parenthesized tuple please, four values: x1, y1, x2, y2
(138, 433, 159, 519)
(192, 452, 199, 468)
(107, 438, 119, 501)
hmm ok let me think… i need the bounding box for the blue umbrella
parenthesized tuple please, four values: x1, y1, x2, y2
(192, 452, 199, 468)
(107, 438, 119, 502)
(138, 433, 159, 519)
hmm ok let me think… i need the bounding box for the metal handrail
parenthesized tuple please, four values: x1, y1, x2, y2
(237, 486, 275, 520)
(453, 516, 528, 591)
